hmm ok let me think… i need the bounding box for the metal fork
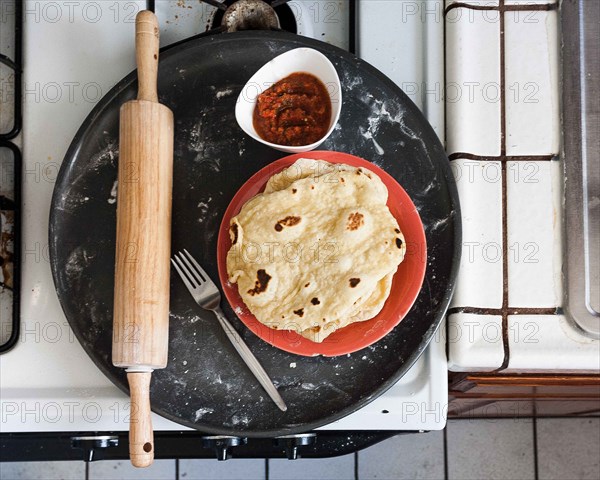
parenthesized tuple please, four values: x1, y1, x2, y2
(171, 249, 287, 412)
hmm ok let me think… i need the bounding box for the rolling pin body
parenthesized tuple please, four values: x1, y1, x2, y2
(112, 10, 173, 468)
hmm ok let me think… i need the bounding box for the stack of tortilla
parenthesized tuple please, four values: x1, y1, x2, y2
(226, 158, 405, 343)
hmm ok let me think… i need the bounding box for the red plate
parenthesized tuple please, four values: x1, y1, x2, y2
(217, 151, 427, 356)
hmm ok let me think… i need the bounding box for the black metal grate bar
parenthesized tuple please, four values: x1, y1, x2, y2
(0, 0, 22, 140)
(0, 1, 22, 354)
(199, 0, 229, 11)
(0, 140, 21, 354)
(349, 0, 356, 54)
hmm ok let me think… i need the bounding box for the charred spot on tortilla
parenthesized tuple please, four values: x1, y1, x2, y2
(275, 215, 301, 231)
(247, 269, 271, 296)
(230, 223, 239, 245)
(394, 228, 400, 234)
(347, 212, 364, 231)
(352, 168, 371, 178)
(293, 308, 304, 317)
(310, 185, 315, 190)
(310, 326, 321, 333)
(292, 188, 297, 193)
(311, 297, 320, 305)
(396, 238, 403, 249)
(349, 278, 361, 288)
(340, 177, 345, 183)
(305, 282, 310, 288)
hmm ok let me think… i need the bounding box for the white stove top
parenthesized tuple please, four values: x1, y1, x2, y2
(0, 0, 447, 433)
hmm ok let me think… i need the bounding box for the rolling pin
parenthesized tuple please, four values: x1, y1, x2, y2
(112, 10, 173, 468)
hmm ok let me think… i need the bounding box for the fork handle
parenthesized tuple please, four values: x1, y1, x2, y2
(213, 307, 287, 412)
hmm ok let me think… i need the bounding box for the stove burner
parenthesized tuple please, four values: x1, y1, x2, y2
(222, 0, 278, 32)
(208, 0, 297, 34)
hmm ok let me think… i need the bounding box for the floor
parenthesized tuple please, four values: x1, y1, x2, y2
(0, 418, 599, 480)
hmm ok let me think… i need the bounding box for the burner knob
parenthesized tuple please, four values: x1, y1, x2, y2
(201, 435, 247, 461)
(71, 435, 119, 462)
(275, 433, 317, 460)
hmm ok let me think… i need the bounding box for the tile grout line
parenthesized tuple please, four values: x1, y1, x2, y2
(497, 0, 511, 373)
(265, 458, 269, 480)
(533, 417, 540, 480)
(499, 0, 507, 157)
(85, 461, 89, 480)
(443, 427, 449, 480)
(354, 451, 359, 480)
(448, 153, 555, 161)
(532, 399, 539, 480)
(445, 2, 497, 14)
(445, 1, 558, 15)
(176, 458, 180, 480)
(448, 307, 557, 315)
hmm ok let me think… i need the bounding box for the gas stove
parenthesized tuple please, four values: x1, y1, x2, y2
(0, 0, 448, 461)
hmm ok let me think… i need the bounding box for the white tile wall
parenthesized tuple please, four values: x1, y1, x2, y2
(507, 315, 600, 371)
(504, 9, 560, 155)
(450, 159, 503, 309)
(446, 8, 501, 156)
(448, 313, 504, 371)
(445, 0, 582, 374)
(506, 161, 560, 308)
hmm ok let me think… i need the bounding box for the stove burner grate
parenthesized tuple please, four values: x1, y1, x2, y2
(0, 0, 22, 355)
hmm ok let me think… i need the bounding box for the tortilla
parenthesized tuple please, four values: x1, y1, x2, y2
(226, 159, 405, 342)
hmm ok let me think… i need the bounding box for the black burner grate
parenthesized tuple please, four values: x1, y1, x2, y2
(0, 0, 21, 354)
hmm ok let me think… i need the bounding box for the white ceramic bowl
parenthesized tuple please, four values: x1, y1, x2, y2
(235, 47, 342, 153)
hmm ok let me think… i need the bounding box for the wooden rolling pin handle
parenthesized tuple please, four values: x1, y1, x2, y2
(127, 371, 154, 468)
(135, 10, 159, 103)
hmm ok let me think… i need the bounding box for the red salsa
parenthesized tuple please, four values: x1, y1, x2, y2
(253, 72, 332, 146)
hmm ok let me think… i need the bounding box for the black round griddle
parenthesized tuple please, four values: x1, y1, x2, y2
(49, 31, 461, 437)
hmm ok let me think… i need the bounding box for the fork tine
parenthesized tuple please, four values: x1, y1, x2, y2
(174, 253, 202, 287)
(171, 258, 197, 294)
(177, 250, 206, 285)
(182, 249, 211, 283)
